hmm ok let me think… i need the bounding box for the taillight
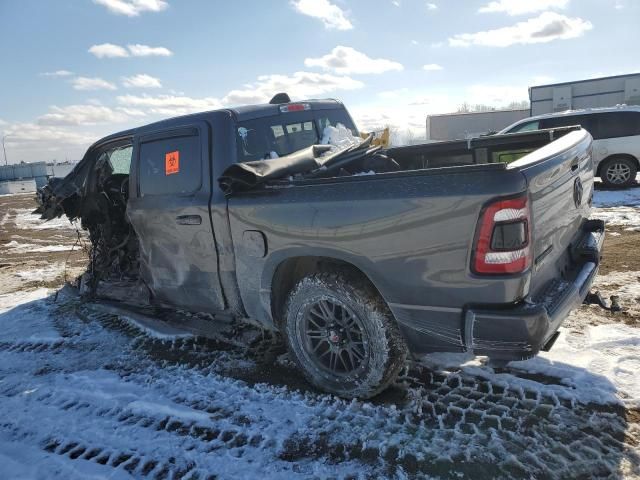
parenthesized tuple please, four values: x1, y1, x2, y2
(472, 194, 532, 275)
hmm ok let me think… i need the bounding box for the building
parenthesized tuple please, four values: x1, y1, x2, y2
(0, 162, 48, 189)
(0, 161, 75, 194)
(529, 72, 640, 116)
(426, 72, 640, 141)
(426, 109, 529, 141)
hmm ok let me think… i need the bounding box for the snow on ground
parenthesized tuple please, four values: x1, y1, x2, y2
(5, 240, 76, 253)
(421, 321, 640, 408)
(13, 263, 66, 282)
(12, 208, 76, 231)
(0, 287, 637, 478)
(592, 184, 640, 229)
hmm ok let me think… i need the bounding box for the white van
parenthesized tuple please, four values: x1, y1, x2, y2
(500, 106, 640, 188)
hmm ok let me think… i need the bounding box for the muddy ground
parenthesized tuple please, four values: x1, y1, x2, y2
(1, 192, 639, 479)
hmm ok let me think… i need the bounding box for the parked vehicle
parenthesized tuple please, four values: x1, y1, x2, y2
(37, 95, 604, 398)
(500, 106, 640, 188)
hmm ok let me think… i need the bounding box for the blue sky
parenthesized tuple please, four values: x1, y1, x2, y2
(0, 0, 638, 163)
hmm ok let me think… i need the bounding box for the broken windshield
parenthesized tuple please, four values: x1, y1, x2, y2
(235, 109, 357, 162)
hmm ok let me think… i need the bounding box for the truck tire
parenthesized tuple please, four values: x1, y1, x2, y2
(600, 156, 637, 188)
(283, 271, 407, 398)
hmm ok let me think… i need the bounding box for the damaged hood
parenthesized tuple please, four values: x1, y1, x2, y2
(36, 158, 93, 221)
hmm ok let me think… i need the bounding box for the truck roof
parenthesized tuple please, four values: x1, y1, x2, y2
(91, 98, 347, 149)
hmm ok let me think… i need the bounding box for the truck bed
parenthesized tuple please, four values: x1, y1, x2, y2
(226, 127, 596, 357)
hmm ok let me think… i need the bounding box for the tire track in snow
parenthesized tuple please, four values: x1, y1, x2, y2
(0, 296, 638, 478)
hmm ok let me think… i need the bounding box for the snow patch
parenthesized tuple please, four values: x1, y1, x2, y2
(13, 209, 76, 231)
(14, 263, 65, 282)
(593, 186, 640, 208)
(4, 241, 76, 253)
(513, 324, 640, 407)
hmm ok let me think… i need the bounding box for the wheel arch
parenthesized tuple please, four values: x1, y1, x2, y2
(596, 153, 639, 177)
(265, 254, 389, 330)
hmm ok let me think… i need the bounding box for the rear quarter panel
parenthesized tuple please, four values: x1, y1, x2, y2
(227, 167, 528, 327)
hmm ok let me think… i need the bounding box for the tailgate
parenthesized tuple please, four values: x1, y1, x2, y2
(508, 129, 594, 292)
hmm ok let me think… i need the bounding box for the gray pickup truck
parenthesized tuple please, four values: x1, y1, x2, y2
(38, 95, 604, 398)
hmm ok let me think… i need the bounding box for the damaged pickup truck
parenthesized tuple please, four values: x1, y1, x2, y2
(37, 94, 604, 398)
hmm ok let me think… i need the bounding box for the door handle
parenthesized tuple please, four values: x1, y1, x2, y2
(176, 214, 202, 225)
(570, 157, 580, 172)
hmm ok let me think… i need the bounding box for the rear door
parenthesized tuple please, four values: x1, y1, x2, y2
(127, 122, 226, 312)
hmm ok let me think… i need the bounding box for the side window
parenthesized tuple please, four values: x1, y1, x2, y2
(591, 112, 640, 139)
(138, 134, 201, 196)
(540, 114, 594, 132)
(509, 121, 540, 133)
(109, 146, 133, 174)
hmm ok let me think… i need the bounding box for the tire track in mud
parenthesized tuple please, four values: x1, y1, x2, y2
(0, 300, 638, 479)
(82, 306, 640, 479)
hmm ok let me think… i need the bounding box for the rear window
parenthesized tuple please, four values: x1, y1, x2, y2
(235, 109, 357, 162)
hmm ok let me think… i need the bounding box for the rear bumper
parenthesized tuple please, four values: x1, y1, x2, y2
(464, 219, 605, 360)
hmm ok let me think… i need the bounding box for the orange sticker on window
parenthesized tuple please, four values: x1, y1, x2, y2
(165, 151, 180, 175)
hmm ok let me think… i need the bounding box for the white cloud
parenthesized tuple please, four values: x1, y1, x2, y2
(89, 43, 130, 58)
(426, 3, 437, 10)
(37, 105, 130, 126)
(291, 0, 353, 30)
(116, 94, 223, 116)
(71, 77, 118, 91)
(392, 1, 400, 6)
(40, 70, 74, 77)
(222, 71, 364, 105)
(449, 12, 592, 47)
(127, 44, 173, 57)
(377, 88, 409, 99)
(2, 123, 96, 147)
(423, 63, 443, 71)
(89, 43, 173, 58)
(117, 107, 147, 117)
(93, 0, 168, 16)
(304, 46, 403, 75)
(479, 0, 569, 16)
(122, 74, 162, 88)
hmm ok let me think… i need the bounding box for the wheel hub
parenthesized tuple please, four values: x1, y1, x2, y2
(606, 162, 631, 184)
(301, 298, 368, 376)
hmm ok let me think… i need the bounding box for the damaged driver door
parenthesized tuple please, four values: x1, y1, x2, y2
(127, 122, 226, 312)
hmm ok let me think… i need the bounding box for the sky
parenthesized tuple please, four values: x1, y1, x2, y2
(0, 0, 638, 163)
